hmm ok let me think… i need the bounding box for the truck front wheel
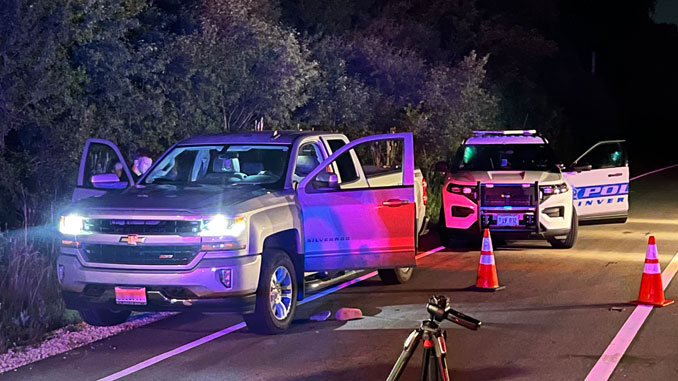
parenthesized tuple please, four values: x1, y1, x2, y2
(79, 308, 131, 326)
(244, 250, 297, 334)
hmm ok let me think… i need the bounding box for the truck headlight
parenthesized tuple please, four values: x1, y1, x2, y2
(59, 215, 86, 235)
(200, 215, 247, 237)
(539, 183, 569, 201)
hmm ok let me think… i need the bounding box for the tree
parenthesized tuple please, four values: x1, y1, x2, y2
(169, 0, 318, 132)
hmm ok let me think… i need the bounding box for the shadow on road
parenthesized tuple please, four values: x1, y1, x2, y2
(278, 363, 531, 381)
(480, 303, 624, 313)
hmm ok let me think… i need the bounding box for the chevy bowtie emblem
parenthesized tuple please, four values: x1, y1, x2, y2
(120, 234, 146, 245)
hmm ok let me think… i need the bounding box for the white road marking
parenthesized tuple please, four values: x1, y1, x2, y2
(629, 164, 678, 182)
(98, 245, 446, 380)
(585, 250, 678, 381)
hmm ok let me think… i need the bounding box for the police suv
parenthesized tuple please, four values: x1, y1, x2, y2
(436, 130, 628, 248)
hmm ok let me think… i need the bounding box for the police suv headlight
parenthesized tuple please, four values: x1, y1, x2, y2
(59, 215, 87, 235)
(539, 183, 569, 201)
(200, 215, 247, 251)
(447, 183, 477, 200)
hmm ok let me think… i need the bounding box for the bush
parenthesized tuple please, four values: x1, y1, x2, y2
(0, 229, 76, 353)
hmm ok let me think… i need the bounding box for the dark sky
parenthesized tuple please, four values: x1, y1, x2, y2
(653, 0, 678, 24)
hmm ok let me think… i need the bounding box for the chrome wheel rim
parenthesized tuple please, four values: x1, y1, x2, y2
(269, 266, 293, 321)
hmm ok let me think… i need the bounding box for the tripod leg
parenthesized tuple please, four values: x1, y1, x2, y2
(432, 333, 450, 381)
(420, 347, 430, 381)
(386, 329, 423, 381)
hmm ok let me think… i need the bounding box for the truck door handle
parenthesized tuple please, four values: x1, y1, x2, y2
(382, 199, 410, 207)
(608, 173, 623, 177)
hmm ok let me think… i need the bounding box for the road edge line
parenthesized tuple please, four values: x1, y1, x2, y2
(98, 245, 446, 380)
(584, 250, 678, 381)
(629, 164, 678, 182)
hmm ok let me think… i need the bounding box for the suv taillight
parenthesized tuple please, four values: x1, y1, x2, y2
(422, 178, 428, 205)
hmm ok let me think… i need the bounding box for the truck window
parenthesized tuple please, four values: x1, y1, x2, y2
(311, 137, 405, 191)
(294, 142, 323, 181)
(83, 142, 128, 187)
(327, 139, 358, 183)
(144, 144, 291, 189)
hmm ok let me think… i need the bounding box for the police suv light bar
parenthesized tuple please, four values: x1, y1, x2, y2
(472, 130, 537, 136)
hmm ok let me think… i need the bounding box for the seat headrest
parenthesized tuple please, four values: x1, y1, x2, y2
(213, 156, 240, 173)
(296, 155, 319, 176)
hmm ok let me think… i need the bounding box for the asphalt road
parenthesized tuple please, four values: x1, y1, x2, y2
(5, 168, 678, 381)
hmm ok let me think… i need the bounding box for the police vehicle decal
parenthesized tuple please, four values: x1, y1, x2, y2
(572, 183, 628, 207)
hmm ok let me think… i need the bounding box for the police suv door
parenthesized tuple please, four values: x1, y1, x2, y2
(298, 133, 417, 271)
(562, 140, 629, 223)
(73, 138, 134, 201)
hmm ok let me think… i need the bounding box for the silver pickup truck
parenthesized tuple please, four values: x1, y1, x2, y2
(58, 131, 427, 333)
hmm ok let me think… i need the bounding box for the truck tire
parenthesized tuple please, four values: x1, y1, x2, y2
(79, 308, 131, 326)
(243, 249, 297, 334)
(548, 209, 578, 249)
(379, 267, 414, 284)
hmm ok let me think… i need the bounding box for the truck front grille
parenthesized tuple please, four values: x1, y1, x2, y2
(82, 244, 201, 265)
(481, 185, 537, 207)
(83, 219, 201, 235)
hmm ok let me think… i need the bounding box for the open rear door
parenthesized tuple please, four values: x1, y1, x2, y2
(73, 138, 134, 201)
(298, 133, 416, 271)
(562, 140, 629, 223)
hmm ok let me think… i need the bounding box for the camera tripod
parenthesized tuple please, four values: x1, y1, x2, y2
(386, 295, 482, 381)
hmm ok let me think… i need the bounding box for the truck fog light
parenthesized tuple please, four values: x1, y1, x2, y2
(217, 269, 232, 289)
(201, 242, 246, 251)
(57, 264, 65, 283)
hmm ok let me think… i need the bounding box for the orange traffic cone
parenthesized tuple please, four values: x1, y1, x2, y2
(473, 229, 505, 292)
(631, 236, 674, 307)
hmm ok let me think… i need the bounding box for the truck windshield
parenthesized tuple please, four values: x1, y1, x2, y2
(144, 144, 291, 189)
(452, 144, 560, 172)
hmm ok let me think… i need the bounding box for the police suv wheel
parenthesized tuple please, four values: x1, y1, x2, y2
(79, 308, 131, 326)
(548, 209, 578, 249)
(244, 249, 297, 334)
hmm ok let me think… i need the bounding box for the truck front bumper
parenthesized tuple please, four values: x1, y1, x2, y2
(57, 252, 261, 313)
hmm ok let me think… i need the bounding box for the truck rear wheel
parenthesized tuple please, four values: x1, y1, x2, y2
(379, 267, 414, 284)
(548, 209, 578, 249)
(243, 249, 297, 334)
(79, 308, 131, 326)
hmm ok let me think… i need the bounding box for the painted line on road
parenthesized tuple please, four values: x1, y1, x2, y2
(98, 245, 447, 380)
(585, 250, 678, 381)
(629, 164, 678, 182)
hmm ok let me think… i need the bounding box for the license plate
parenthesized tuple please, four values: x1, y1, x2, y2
(496, 214, 520, 227)
(115, 287, 147, 305)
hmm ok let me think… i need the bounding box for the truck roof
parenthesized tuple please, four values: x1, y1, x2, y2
(177, 130, 330, 146)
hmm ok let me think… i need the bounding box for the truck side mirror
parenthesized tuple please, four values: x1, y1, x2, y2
(313, 172, 339, 190)
(91, 173, 128, 189)
(434, 161, 449, 173)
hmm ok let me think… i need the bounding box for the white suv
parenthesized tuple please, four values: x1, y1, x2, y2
(436, 130, 629, 248)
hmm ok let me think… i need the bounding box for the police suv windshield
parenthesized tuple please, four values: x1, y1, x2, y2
(144, 145, 290, 189)
(451, 144, 560, 172)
